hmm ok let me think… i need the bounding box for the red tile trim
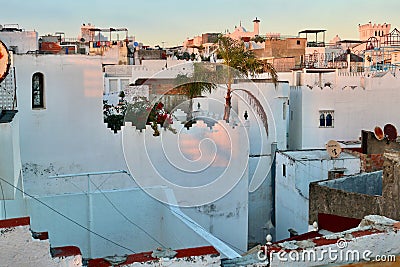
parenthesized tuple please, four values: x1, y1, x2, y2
(0, 217, 30, 228)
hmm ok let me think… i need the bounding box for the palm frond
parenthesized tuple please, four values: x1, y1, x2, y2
(235, 89, 269, 136)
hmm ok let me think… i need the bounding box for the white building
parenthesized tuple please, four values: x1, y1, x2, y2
(288, 69, 400, 150)
(275, 149, 360, 240)
(104, 60, 291, 245)
(358, 22, 391, 42)
(0, 26, 38, 53)
(0, 27, 292, 260)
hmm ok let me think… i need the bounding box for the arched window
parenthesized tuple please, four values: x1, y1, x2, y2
(32, 72, 44, 109)
(319, 110, 334, 128)
(326, 113, 333, 127)
(319, 113, 325, 127)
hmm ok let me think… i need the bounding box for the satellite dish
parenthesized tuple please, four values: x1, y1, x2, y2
(384, 123, 397, 142)
(0, 40, 11, 84)
(326, 140, 342, 158)
(374, 126, 384, 140)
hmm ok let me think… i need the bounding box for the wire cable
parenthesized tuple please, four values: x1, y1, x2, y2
(88, 175, 168, 248)
(0, 175, 136, 254)
(123, 172, 247, 254)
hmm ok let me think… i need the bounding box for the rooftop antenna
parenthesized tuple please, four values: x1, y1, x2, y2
(373, 126, 384, 141)
(384, 123, 398, 142)
(326, 140, 342, 158)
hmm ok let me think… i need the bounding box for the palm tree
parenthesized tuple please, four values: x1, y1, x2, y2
(175, 63, 216, 124)
(216, 35, 278, 122)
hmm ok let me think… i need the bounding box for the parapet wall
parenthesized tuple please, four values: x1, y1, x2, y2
(309, 152, 400, 223)
(0, 217, 82, 267)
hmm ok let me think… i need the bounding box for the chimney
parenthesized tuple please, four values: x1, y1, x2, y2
(253, 17, 260, 36)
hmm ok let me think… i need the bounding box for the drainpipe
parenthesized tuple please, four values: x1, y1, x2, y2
(270, 142, 277, 238)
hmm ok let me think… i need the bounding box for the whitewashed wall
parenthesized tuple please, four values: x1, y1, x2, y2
(0, 31, 38, 53)
(11, 55, 255, 257)
(122, 118, 249, 254)
(14, 54, 128, 187)
(231, 81, 289, 244)
(184, 78, 289, 244)
(0, 114, 22, 200)
(0, 114, 26, 219)
(0, 224, 82, 267)
(27, 187, 212, 259)
(275, 151, 360, 241)
(288, 70, 400, 149)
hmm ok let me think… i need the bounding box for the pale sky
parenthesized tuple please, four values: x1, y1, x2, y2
(1, 0, 399, 47)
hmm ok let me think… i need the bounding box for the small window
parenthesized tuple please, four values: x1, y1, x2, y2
(319, 110, 334, 128)
(319, 113, 325, 127)
(326, 113, 333, 127)
(296, 40, 301, 45)
(32, 72, 45, 109)
(282, 164, 286, 177)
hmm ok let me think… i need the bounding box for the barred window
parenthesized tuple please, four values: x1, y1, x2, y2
(32, 72, 45, 109)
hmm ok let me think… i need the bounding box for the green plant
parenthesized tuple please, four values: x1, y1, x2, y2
(215, 34, 277, 122)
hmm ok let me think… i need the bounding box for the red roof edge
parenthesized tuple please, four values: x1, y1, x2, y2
(318, 213, 362, 232)
(51, 246, 82, 258)
(175, 246, 219, 258)
(32, 231, 49, 240)
(0, 217, 30, 228)
(88, 246, 219, 267)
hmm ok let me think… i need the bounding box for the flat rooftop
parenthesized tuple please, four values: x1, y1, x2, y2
(278, 149, 359, 161)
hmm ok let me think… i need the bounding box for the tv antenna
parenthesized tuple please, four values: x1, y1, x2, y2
(326, 140, 342, 158)
(384, 123, 398, 142)
(374, 126, 384, 141)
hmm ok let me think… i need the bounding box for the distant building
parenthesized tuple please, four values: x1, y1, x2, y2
(358, 22, 391, 42)
(183, 33, 219, 57)
(0, 25, 38, 53)
(287, 69, 400, 150)
(79, 23, 97, 42)
(227, 17, 260, 41)
(182, 18, 262, 57)
(250, 37, 307, 71)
